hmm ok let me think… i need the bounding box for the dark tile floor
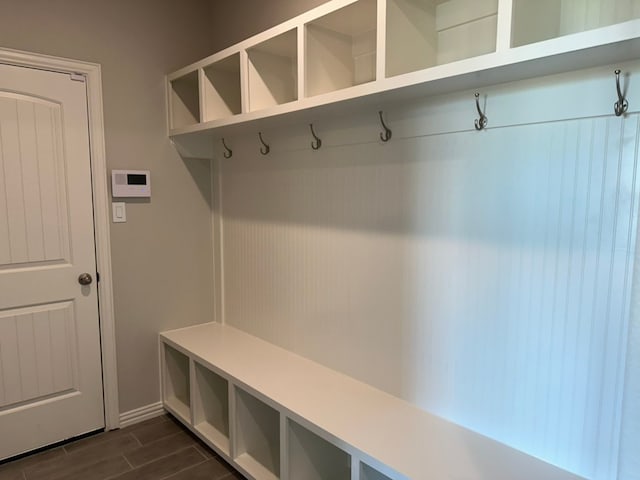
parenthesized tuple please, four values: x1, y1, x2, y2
(0, 415, 244, 480)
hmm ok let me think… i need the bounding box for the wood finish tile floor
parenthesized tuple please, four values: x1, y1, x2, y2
(0, 415, 244, 480)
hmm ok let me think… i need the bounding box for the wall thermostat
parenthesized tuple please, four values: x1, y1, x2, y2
(111, 170, 151, 198)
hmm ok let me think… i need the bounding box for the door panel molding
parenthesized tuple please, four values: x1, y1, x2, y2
(0, 47, 119, 429)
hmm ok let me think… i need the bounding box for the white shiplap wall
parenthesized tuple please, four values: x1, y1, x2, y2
(214, 62, 640, 480)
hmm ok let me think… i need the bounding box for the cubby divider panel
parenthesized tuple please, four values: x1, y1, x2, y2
(234, 388, 280, 480)
(162, 343, 191, 422)
(203, 53, 242, 122)
(193, 362, 230, 454)
(385, 0, 498, 77)
(512, 0, 640, 47)
(248, 29, 298, 112)
(361, 462, 394, 480)
(288, 419, 351, 480)
(169, 71, 200, 128)
(306, 0, 377, 97)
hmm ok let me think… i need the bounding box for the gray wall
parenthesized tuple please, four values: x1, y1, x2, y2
(0, 0, 348, 416)
(211, 0, 331, 49)
(0, 0, 215, 413)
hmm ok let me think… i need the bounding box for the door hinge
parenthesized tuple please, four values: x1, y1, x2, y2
(70, 73, 86, 82)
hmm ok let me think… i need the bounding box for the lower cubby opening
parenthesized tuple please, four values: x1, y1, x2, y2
(193, 362, 230, 455)
(287, 419, 351, 480)
(234, 388, 280, 480)
(361, 462, 393, 480)
(162, 344, 191, 422)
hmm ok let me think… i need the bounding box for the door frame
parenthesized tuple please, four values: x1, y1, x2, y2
(0, 46, 119, 430)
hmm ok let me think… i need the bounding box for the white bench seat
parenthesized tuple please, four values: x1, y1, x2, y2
(160, 322, 585, 480)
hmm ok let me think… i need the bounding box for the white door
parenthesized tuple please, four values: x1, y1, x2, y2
(0, 63, 104, 460)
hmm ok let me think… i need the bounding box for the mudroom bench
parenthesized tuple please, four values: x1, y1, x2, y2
(159, 322, 584, 480)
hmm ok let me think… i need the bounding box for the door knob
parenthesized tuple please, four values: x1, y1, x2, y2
(78, 273, 93, 286)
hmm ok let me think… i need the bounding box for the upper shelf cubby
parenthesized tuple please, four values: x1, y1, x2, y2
(512, 0, 640, 47)
(167, 0, 640, 138)
(169, 71, 200, 129)
(202, 53, 242, 122)
(385, 0, 498, 77)
(305, 0, 378, 97)
(247, 29, 298, 112)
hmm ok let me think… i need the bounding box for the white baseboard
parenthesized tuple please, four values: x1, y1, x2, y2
(118, 402, 165, 429)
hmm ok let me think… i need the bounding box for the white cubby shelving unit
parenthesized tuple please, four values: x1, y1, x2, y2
(247, 29, 298, 112)
(166, 0, 640, 142)
(160, 343, 191, 424)
(193, 361, 230, 455)
(305, 0, 378, 96)
(234, 389, 281, 480)
(160, 323, 586, 480)
(168, 71, 200, 129)
(201, 53, 242, 123)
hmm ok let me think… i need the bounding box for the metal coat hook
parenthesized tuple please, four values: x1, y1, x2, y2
(258, 132, 270, 155)
(309, 124, 322, 150)
(474, 93, 488, 131)
(222, 138, 232, 159)
(378, 111, 392, 142)
(614, 69, 629, 117)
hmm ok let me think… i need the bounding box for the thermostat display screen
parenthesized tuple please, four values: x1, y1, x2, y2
(112, 170, 151, 198)
(127, 174, 147, 185)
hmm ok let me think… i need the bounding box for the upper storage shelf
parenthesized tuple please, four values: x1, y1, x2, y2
(167, 0, 640, 138)
(385, 0, 498, 77)
(306, 0, 378, 96)
(512, 0, 640, 47)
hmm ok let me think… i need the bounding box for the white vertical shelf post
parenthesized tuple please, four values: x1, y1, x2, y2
(188, 357, 196, 425)
(280, 414, 290, 480)
(211, 158, 224, 325)
(297, 25, 306, 101)
(376, 0, 387, 81)
(496, 0, 514, 52)
(352, 456, 361, 480)
(197, 68, 206, 123)
(239, 50, 250, 114)
(228, 382, 238, 460)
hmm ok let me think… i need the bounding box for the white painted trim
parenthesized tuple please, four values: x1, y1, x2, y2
(119, 402, 165, 429)
(0, 46, 120, 430)
(211, 159, 225, 324)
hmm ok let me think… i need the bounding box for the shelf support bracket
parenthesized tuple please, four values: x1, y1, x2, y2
(614, 69, 629, 117)
(310, 124, 322, 150)
(258, 132, 270, 155)
(222, 138, 232, 159)
(379, 111, 392, 142)
(474, 93, 488, 131)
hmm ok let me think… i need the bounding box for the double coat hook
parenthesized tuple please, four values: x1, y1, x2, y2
(258, 132, 270, 155)
(309, 124, 322, 150)
(614, 69, 629, 117)
(378, 111, 392, 142)
(474, 93, 488, 131)
(221, 138, 232, 159)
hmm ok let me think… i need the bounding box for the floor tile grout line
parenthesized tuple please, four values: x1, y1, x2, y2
(123, 443, 198, 470)
(3, 415, 245, 480)
(131, 429, 190, 450)
(158, 455, 211, 480)
(121, 454, 134, 471)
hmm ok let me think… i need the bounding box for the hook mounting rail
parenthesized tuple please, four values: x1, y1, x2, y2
(614, 69, 629, 117)
(474, 93, 488, 131)
(378, 111, 392, 142)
